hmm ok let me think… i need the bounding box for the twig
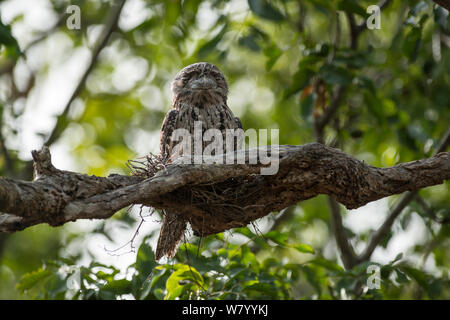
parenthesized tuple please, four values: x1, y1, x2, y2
(314, 85, 347, 142)
(313, 11, 366, 269)
(328, 197, 357, 269)
(346, 13, 359, 50)
(358, 191, 416, 263)
(44, 0, 127, 146)
(313, 1, 397, 269)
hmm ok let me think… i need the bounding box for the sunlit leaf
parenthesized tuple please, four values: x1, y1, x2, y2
(17, 268, 52, 293)
(293, 243, 315, 254)
(402, 27, 421, 62)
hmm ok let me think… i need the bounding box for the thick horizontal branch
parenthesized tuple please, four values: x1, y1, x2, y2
(0, 143, 449, 234)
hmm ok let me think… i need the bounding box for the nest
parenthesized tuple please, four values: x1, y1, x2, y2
(126, 153, 168, 179)
(127, 153, 264, 237)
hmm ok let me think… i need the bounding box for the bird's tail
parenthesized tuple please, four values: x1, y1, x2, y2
(155, 210, 187, 260)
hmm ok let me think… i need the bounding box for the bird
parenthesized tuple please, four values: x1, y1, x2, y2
(156, 62, 243, 260)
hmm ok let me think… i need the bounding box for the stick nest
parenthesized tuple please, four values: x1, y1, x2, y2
(127, 154, 264, 236)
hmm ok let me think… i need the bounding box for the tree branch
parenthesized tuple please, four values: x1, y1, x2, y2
(357, 128, 450, 263)
(314, 85, 347, 140)
(431, 0, 450, 11)
(0, 144, 448, 234)
(328, 197, 358, 269)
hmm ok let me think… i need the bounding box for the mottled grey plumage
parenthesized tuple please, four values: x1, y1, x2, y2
(156, 62, 242, 260)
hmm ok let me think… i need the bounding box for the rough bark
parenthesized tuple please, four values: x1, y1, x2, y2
(0, 144, 449, 234)
(432, 0, 450, 11)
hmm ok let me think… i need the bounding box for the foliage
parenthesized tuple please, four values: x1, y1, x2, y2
(0, 0, 449, 299)
(15, 230, 450, 300)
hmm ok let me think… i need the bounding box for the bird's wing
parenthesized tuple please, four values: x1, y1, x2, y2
(155, 210, 187, 260)
(234, 116, 243, 130)
(160, 109, 179, 160)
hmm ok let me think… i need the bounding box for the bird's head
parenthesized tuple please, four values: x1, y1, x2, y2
(171, 62, 228, 103)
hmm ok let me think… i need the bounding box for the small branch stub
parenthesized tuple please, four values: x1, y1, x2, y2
(32, 145, 56, 179)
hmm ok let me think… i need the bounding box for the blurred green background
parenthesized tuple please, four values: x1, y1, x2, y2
(0, 0, 449, 299)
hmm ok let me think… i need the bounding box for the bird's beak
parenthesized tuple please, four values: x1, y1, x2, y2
(190, 76, 216, 90)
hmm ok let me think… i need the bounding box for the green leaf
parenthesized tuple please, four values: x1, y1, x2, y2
(263, 43, 283, 71)
(402, 27, 421, 62)
(304, 43, 330, 57)
(399, 266, 428, 288)
(395, 269, 410, 284)
(390, 252, 403, 264)
(238, 34, 260, 52)
(300, 93, 315, 119)
(334, 50, 368, 69)
(336, 277, 358, 292)
(165, 265, 204, 300)
(0, 17, 21, 58)
(241, 245, 259, 267)
(364, 92, 385, 125)
(100, 279, 132, 296)
(397, 126, 419, 152)
(265, 231, 314, 254)
(293, 243, 315, 254)
(197, 23, 228, 58)
(309, 258, 344, 272)
(284, 68, 315, 98)
(298, 55, 322, 70)
(356, 76, 376, 95)
(264, 230, 289, 245)
(261, 257, 279, 269)
(17, 268, 52, 292)
(398, 265, 443, 298)
(248, 0, 285, 21)
(243, 282, 278, 298)
(301, 266, 322, 296)
(136, 242, 157, 277)
(319, 64, 354, 85)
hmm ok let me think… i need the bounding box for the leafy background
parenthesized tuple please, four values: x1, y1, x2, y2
(0, 0, 449, 299)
